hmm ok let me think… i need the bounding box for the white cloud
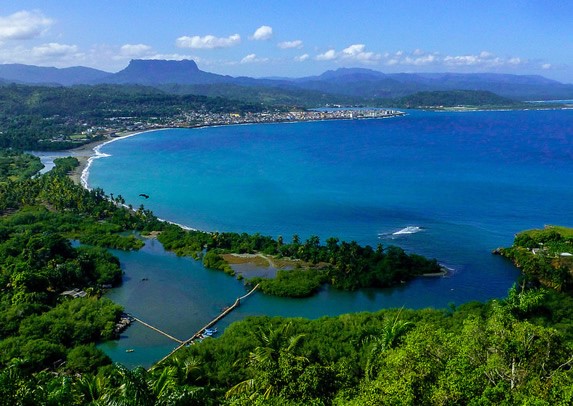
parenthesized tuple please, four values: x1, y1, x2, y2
(250, 25, 273, 41)
(31, 42, 79, 58)
(240, 53, 268, 64)
(278, 40, 303, 49)
(316, 49, 336, 61)
(340, 44, 381, 63)
(400, 52, 438, 66)
(0, 10, 53, 41)
(315, 44, 381, 64)
(379, 49, 533, 72)
(443, 55, 481, 66)
(295, 53, 309, 62)
(541, 63, 552, 70)
(148, 53, 201, 62)
(443, 52, 508, 68)
(0, 42, 85, 67)
(176, 34, 241, 49)
(120, 43, 152, 57)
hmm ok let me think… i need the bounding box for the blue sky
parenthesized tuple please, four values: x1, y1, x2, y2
(1, 1, 572, 82)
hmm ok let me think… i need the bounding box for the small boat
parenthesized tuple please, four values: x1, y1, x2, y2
(203, 328, 218, 336)
(126, 349, 135, 353)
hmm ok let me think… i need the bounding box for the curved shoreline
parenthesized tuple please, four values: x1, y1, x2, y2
(61, 110, 406, 189)
(79, 129, 170, 190)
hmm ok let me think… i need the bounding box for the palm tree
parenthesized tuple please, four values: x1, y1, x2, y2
(112, 364, 155, 405)
(225, 322, 307, 401)
(363, 311, 414, 380)
(73, 373, 111, 404)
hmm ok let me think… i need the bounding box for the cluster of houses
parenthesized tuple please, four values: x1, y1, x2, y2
(51, 108, 404, 144)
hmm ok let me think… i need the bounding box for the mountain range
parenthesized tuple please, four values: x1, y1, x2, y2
(1, 59, 572, 101)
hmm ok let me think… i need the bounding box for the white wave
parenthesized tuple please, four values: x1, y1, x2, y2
(392, 226, 423, 235)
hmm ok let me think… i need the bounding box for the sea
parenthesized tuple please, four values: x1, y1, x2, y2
(68, 108, 573, 367)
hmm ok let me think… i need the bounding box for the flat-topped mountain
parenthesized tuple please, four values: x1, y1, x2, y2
(103, 59, 235, 85)
(1, 59, 573, 101)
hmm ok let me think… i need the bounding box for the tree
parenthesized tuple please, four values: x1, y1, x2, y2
(362, 311, 414, 380)
(226, 322, 306, 401)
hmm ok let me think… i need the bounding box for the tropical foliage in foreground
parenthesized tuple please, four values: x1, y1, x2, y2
(2, 153, 573, 404)
(3, 288, 573, 405)
(0, 155, 167, 374)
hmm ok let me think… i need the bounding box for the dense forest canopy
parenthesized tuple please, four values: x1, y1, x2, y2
(392, 89, 521, 108)
(0, 84, 265, 150)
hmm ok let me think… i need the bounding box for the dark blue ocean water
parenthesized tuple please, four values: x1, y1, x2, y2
(88, 109, 573, 366)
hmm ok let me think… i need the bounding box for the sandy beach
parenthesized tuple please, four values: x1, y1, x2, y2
(64, 131, 153, 186)
(66, 138, 109, 185)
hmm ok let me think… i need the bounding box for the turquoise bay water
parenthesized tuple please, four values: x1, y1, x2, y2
(88, 109, 573, 367)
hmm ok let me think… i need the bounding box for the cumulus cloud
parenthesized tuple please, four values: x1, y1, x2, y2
(399, 52, 438, 66)
(316, 44, 381, 64)
(31, 42, 78, 58)
(316, 49, 337, 61)
(176, 34, 241, 49)
(541, 63, 552, 70)
(0, 10, 53, 41)
(278, 40, 303, 49)
(340, 44, 381, 62)
(240, 53, 268, 64)
(295, 53, 309, 62)
(250, 25, 273, 40)
(0, 41, 85, 67)
(120, 43, 152, 57)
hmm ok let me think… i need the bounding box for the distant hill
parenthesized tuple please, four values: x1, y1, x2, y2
(287, 69, 573, 100)
(1, 59, 573, 102)
(0, 64, 110, 86)
(156, 82, 360, 108)
(391, 90, 520, 108)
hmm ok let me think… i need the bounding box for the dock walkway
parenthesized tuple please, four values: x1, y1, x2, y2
(130, 315, 183, 344)
(154, 283, 259, 367)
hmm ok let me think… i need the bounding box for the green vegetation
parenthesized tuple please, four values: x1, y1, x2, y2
(2, 150, 573, 404)
(496, 225, 573, 291)
(158, 228, 443, 297)
(251, 268, 328, 297)
(0, 150, 43, 182)
(0, 154, 166, 377)
(158, 82, 362, 108)
(0, 84, 265, 150)
(392, 90, 522, 108)
(3, 286, 573, 405)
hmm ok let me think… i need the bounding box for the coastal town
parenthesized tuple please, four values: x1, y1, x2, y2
(72, 108, 405, 144)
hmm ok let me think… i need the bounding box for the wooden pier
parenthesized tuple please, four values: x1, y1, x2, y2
(130, 315, 183, 344)
(154, 283, 259, 367)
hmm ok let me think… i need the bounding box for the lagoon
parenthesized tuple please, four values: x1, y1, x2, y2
(86, 109, 573, 367)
